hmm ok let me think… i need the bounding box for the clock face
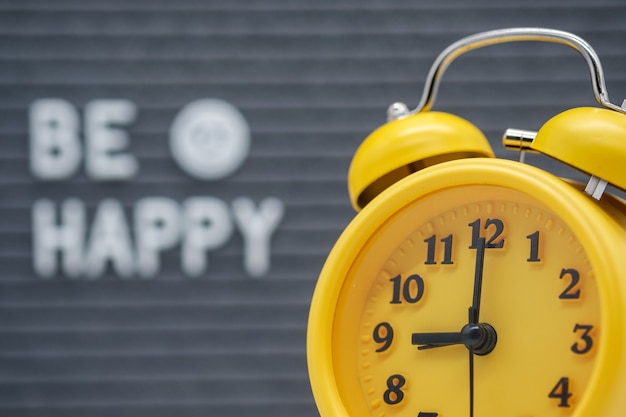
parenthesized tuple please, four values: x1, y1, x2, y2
(330, 184, 601, 417)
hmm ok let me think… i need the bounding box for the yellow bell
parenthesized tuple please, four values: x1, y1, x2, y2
(348, 111, 494, 210)
(503, 107, 626, 199)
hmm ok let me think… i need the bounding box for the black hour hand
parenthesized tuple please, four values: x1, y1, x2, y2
(411, 331, 462, 350)
(412, 323, 497, 355)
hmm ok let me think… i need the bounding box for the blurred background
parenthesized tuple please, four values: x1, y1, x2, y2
(0, 1, 625, 416)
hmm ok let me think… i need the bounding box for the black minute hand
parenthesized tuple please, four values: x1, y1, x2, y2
(469, 237, 487, 324)
(469, 236, 487, 417)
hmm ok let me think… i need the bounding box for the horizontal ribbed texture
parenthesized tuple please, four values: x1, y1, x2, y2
(0, 1, 624, 416)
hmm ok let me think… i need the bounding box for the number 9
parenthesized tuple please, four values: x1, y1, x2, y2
(373, 322, 394, 352)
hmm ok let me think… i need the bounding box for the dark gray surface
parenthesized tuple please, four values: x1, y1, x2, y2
(0, 1, 625, 416)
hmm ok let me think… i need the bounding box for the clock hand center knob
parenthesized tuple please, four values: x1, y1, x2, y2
(461, 322, 497, 356)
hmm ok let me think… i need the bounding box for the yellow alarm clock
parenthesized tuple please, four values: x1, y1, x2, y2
(307, 28, 626, 417)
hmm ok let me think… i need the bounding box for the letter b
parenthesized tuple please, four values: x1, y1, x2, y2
(29, 99, 81, 179)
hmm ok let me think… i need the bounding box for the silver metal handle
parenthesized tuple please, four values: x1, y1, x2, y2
(408, 27, 624, 115)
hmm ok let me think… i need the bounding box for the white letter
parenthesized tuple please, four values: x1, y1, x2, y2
(85, 99, 138, 180)
(84, 199, 135, 279)
(29, 99, 81, 179)
(169, 99, 250, 180)
(232, 197, 284, 278)
(135, 197, 180, 278)
(181, 197, 233, 277)
(32, 199, 85, 278)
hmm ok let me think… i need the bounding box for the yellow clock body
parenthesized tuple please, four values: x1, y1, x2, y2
(307, 158, 626, 417)
(308, 27, 626, 417)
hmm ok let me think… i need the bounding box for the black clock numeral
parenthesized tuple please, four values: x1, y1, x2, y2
(424, 234, 454, 265)
(373, 322, 394, 352)
(548, 377, 572, 407)
(383, 374, 406, 405)
(390, 274, 425, 304)
(559, 268, 581, 299)
(526, 230, 541, 262)
(571, 324, 594, 354)
(468, 218, 505, 249)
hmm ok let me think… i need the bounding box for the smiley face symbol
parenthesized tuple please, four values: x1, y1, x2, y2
(169, 99, 250, 180)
